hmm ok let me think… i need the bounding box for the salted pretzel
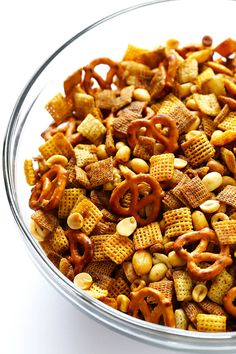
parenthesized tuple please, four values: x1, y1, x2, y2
(29, 164, 68, 210)
(65, 230, 94, 275)
(173, 227, 232, 281)
(41, 117, 83, 146)
(109, 173, 162, 226)
(81, 57, 125, 94)
(128, 287, 176, 327)
(223, 287, 236, 317)
(165, 53, 178, 89)
(127, 114, 179, 152)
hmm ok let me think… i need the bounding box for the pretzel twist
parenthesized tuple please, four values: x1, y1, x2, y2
(82, 57, 124, 94)
(41, 117, 83, 146)
(65, 230, 94, 275)
(109, 173, 162, 226)
(29, 164, 68, 210)
(223, 287, 236, 317)
(127, 114, 179, 152)
(128, 287, 175, 327)
(173, 227, 232, 281)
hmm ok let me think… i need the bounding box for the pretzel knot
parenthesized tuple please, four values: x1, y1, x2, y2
(29, 164, 68, 210)
(82, 57, 124, 94)
(173, 227, 232, 281)
(41, 117, 83, 146)
(109, 173, 162, 226)
(65, 230, 94, 275)
(223, 287, 236, 318)
(128, 287, 176, 327)
(127, 114, 179, 152)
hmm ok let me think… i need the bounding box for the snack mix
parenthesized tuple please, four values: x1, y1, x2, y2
(25, 36, 236, 332)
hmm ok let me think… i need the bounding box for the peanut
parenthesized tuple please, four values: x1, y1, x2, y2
(130, 158, 149, 173)
(116, 216, 137, 237)
(132, 250, 153, 276)
(192, 283, 208, 302)
(202, 172, 222, 191)
(199, 199, 220, 213)
(149, 263, 168, 282)
(73, 272, 93, 290)
(192, 210, 209, 230)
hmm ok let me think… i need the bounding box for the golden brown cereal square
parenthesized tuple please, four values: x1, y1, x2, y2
(75, 166, 91, 189)
(133, 136, 157, 160)
(150, 153, 175, 182)
(162, 191, 184, 210)
(45, 93, 73, 124)
(84, 261, 116, 278)
(90, 190, 110, 209)
(208, 269, 234, 305)
(72, 198, 103, 235)
(74, 92, 95, 118)
(58, 188, 86, 219)
(66, 157, 81, 187)
(133, 222, 163, 250)
(50, 225, 69, 255)
(218, 111, 236, 131)
(91, 221, 116, 235)
(24, 159, 37, 186)
(90, 235, 112, 261)
(86, 284, 109, 299)
(216, 185, 236, 208)
(213, 219, 236, 245)
(166, 104, 196, 135)
(199, 299, 226, 316)
(103, 234, 135, 265)
(108, 277, 130, 298)
(163, 207, 193, 239)
(193, 93, 221, 116)
(196, 314, 226, 332)
(180, 176, 211, 208)
(31, 210, 59, 232)
(39, 132, 74, 159)
(149, 280, 174, 302)
(182, 301, 203, 326)
(177, 58, 198, 84)
(74, 146, 98, 168)
(85, 157, 114, 188)
(77, 113, 106, 145)
(173, 271, 193, 302)
(201, 115, 215, 137)
(181, 132, 215, 167)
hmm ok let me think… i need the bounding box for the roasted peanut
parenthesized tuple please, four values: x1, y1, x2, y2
(199, 199, 220, 213)
(192, 210, 209, 230)
(123, 262, 138, 283)
(202, 172, 222, 191)
(115, 145, 131, 163)
(67, 212, 84, 229)
(207, 159, 225, 175)
(133, 88, 151, 102)
(168, 250, 186, 267)
(174, 158, 188, 169)
(29, 219, 49, 241)
(149, 262, 168, 282)
(152, 253, 172, 268)
(192, 284, 208, 302)
(221, 176, 236, 187)
(117, 294, 130, 313)
(96, 144, 108, 160)
(46, 154, 68, 167)
(132, 250, 153, 276)
(73, 272, 93, 290)
(116, 216, 137, 237)
(130, 158, 149, 173)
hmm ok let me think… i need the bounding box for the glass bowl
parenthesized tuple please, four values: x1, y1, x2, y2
(3, 0, 236, 352)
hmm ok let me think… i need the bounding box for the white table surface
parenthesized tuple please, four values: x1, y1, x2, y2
(1, 1, 218, 353)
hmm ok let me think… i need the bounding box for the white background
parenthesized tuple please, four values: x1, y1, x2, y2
(0, 0, 224, 353)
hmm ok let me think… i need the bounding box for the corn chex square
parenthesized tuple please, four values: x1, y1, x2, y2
(150, 153, 175, 182)
(177, 58, 198, 84)
(196, 314, 226, 332)
(58, 188, 86, 218)
(218, 111, 236, 131)
(133, 222, 163, 250)
(90, 235, 112, 261)
(39, 132, 74, 159)
(213, 219, 236, 245)
(102, 234, 134, 264)
(77, 113, 106, 145)
(45, 93, 73, 124)
(193, 93, 221, 116)
(163, 207, 193, 239)
(71, 197, 103, 235)
(181, 132, 215, 167)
